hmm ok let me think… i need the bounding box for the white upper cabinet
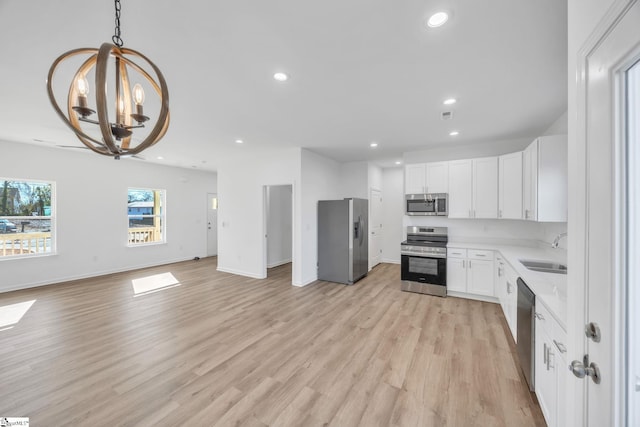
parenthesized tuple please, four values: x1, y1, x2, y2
(499, 151, 524, 219)
(425, 161, 449, 193)
(523, 135, 568, 222)
(448, 157, 498, 218)
(405, 164, 427, 194)
(405, 161, 449, 194)
(473, 157, 498, 218)
(448, 159, 473, 218)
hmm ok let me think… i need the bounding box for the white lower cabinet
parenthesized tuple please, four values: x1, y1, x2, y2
(534, 301, 568, 427)
(447, 248, 495, 297)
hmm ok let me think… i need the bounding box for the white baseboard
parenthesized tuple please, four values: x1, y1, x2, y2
(381, 258, 401, 264)
(267, 259, 292, 268)
(293, 275, 317, 287)
(216, 266, 266, 279)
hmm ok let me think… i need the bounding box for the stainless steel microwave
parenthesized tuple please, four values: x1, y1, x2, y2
(405, 193, 448, 216)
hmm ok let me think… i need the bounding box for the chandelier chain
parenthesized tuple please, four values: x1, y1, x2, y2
(112, 0, 123, 47)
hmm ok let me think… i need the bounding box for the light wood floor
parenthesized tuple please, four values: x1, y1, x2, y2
(0, 258, 545, 426)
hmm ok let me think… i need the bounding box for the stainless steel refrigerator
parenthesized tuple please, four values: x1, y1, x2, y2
(318, 198, 368, 285)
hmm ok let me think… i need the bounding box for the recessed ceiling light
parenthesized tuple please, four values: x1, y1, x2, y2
(370, 142, 378, 148)
(449, 131, 460, 136)
(273, 72, 288, 82)
(156, 156, 164, 160)
(235, 139, 244, 144)
(427, 12, 449, 28)
(395, 161, 402, 165)
(443, 98, 457, 105)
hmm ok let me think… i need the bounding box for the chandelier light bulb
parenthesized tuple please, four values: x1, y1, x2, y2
(77, 75, 89, 96)
(132, 83, 145, 105)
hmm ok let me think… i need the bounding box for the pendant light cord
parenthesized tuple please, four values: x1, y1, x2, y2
(112, 0, 124, 47)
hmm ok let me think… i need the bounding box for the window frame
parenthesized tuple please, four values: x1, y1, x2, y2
(127, 187, 166, 247)
(0, 177, 56, 260)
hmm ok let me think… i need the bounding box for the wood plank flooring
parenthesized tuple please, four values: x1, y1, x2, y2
(0, 258, 546, 426)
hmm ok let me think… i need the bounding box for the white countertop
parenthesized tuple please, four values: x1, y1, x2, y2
(448, 241, 567, 331)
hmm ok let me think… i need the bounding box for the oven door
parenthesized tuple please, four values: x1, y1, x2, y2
(406, 197, 436, 216)
(400, 253, 447, 285)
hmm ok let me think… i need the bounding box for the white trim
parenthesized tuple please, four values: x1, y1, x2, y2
(572, 2, 638, 426)
(446, 291, 498, 304)
(381, 258, 401, 264)
(216, 266, 266, 279)
(267, 259, 292, 268)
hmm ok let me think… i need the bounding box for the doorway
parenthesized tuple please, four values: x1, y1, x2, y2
(369, 188, 382, 269)
(263, 185, 293, 280)
(207, 193, 218, 257)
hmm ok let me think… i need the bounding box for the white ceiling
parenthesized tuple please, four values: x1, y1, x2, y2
(0, 0, 567, 171)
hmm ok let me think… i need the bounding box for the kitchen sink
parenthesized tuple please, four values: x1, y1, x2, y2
(519, 259, 568, 275)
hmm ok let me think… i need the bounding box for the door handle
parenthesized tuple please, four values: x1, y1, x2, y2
(570, 355, 601, 384)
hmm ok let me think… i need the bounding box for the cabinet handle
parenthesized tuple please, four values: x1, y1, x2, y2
(499, 209, 502, 218)
(543, 342, 547, 365)
(547, 346, 555, 370)
(469, 261, 472, 269)
(462, 260, 466, 268)
(506, 282, 512, 293)
(475, 254, 486, 257)
(525, 209, 529, 219)
(553, 340, 567, 354)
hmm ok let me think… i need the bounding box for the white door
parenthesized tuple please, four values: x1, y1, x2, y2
(573, 2, 640, 425)
(369, 189, 382, 269)
(207, 193, 218, 256)
(627, 54, 640, 427)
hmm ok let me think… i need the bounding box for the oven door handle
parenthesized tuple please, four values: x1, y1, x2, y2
(401, 252, 446, 259)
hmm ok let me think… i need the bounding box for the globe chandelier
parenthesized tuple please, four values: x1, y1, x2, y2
(46, 0, 169, 159)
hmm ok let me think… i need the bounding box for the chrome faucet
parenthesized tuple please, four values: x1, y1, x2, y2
(551, 232, 568, 248)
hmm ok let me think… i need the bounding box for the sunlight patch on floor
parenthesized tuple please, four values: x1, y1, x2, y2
(0, 299, 36, 330)
(132, 272, 181, 296)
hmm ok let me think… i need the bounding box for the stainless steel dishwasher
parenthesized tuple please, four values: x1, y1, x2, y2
(517, 277, 535, 391)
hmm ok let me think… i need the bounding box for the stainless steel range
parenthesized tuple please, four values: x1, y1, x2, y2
(400, 226, 448, 297)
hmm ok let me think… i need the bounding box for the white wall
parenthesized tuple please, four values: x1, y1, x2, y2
(381, 167, 404, 263)
(298, 149, 341, 285)
(216, 147, 299, 280)
(266, 185, 292, 268)
(337, 161, 368, 199)
(543, 110, 569, 135)
(0, 140, 217, 293)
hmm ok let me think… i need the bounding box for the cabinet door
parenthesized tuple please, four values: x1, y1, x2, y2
(505, 270, 518, 341)
(447, 159, 473, 218)
(446, 258, 467, 292)
(522, 140, 538, 220)
(405, 164, 426, 194)
(473, 157, 498, 218)
(537, 135, 568, 222)
(495, 257, 507, 313)
(425, 161, 449, 193)
(467, 259, 494, 296)
(535, 325, 557, 426)
(499, 151, 524, 219)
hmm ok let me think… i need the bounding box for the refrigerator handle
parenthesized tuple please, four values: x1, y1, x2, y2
(354, 217, 360, 240)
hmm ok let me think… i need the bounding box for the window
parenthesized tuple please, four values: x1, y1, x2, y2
(127, 188, 165, 245)
(0, 178, 55, 258)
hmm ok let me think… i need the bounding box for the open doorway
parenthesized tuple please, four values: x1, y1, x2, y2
(263, 185, 293, 280)
(207, 193, 218, 257)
